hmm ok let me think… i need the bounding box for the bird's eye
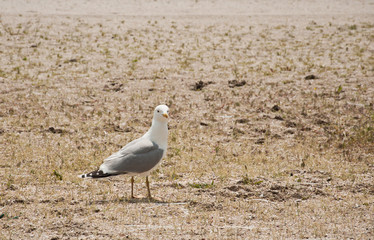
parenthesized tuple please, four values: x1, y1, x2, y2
(157, 110, 160, 113)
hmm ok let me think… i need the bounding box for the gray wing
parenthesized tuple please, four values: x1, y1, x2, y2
(100, 137, 164, 174)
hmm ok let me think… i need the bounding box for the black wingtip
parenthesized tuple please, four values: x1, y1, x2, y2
(85, 170, 117, 178)
(79, 170, 121, 179)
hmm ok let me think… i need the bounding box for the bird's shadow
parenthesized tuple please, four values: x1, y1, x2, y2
(89, 197, 188, 205)
(127, 197, 169, 204)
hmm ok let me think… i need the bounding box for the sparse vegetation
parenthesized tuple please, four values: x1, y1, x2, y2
(0, 5, 373, 240)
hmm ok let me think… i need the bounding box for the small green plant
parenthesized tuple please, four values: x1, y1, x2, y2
(240, 175, 251, 184)
(349, 25, 357, 30)
(240, 171, 263, 185)
(336, 85, 343, 94)
(53, 170, 63, 181)
(189, 181, 214, 189)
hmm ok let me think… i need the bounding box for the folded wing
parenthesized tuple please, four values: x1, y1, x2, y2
(99, 137, 164, 174)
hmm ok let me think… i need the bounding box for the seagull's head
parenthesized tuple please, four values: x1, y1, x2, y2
(153, 105, 169, 123)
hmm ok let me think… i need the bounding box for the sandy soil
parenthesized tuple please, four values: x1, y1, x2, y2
(1, 0, 374, 239)
(2, 0, 374, 16)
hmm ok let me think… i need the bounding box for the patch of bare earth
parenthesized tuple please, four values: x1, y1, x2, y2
(1, 1, 374, 239)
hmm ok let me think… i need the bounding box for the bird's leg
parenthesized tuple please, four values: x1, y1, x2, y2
(131, 177, 135, 198)
(146, 176, 152, 199)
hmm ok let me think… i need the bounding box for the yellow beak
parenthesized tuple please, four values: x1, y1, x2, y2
(162, 113, 169, 118)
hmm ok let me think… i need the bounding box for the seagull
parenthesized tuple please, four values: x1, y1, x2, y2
(79, 105, 169, 200)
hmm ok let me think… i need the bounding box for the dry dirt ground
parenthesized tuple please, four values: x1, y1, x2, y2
(1, 0, 374, 239)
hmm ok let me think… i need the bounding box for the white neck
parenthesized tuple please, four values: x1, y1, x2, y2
(144, 119, 168, 150)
